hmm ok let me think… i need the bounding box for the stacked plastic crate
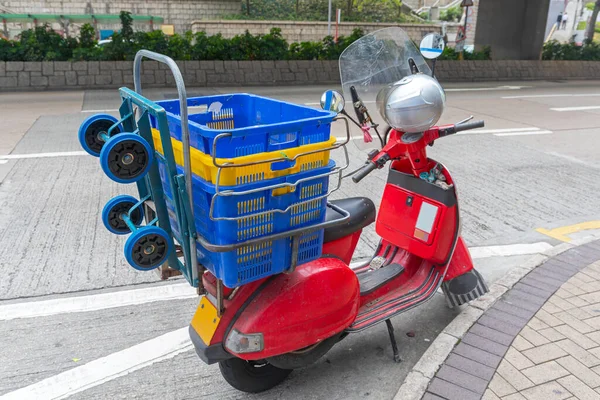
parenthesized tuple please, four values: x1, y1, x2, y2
(151, 93, 337, 287)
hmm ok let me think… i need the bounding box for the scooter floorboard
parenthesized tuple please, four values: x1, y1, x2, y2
(347, 263, 444, 332)
(358, 263, 405, 295)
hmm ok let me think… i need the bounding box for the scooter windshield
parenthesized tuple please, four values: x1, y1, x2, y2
(340, 27, 431, 105)
(339, 28, 432, 149)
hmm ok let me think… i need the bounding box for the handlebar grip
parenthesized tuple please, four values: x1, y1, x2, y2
(352, 162, 377, 183)
(454, 120, 485, 133)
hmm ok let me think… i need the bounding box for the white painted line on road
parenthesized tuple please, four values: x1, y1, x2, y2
(458, 127, 552, 136)
(0, 151, 88, 160)
(503, 93, 600, 99)
(550, 105, 600, 112)
(1, 242, 552, 321)
(494, 130, 553, 137)
(1, 241, 554, 398)
(304, 100, 375, 106)
(469, 242, 553, 259)
(0, 327, 193, 400)
(445, 85, 530, 92)
(545, 151, 600, 169)
(334, 127, 547, 140)
(0, 283, 197, 321)
(462, 127, 541, 134)
(0, 160, 8, 164)
(81, 109, 119, 113)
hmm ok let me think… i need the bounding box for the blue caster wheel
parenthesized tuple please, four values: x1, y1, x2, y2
(125, 226, 171, 271)
(102, 195, 145, 235)
(99, 133, 153, 184)
(78, 114, 122, 157)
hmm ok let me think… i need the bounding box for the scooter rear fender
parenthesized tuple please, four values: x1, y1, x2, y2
(223, 257, 360, 360)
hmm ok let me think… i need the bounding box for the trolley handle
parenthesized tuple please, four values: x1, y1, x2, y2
(133, 50, 199, 284)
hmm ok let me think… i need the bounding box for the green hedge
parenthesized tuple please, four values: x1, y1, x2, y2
(438, 46, 491, 60)
(542, 40, 600, 60)
(0, 12, 364, 62)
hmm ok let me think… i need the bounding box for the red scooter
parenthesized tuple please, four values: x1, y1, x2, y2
(189, 28, 489, 392)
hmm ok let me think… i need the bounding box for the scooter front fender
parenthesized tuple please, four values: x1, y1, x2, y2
(227, 257, 360, 360)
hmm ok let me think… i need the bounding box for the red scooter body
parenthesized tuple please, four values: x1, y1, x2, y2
(190, 124, 489, 367)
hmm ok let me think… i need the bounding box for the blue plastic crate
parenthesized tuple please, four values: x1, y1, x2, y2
(151, 93, 335, 158)
(156, 158, 334, 287)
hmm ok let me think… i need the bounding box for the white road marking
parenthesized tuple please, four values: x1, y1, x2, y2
(469, 242, 553, 259)
(304, 100, 375, 106)
(550, 105, 600, 112)
(461, 127, 541, 134)
(458, 127, 552, 136)
(0, 159, 8, 164)
(0, 242, 554, 320)
(305, 86, 528, 106)
(0, 328, 193, 400)
(0, 283, 197, 321)
(81, 109, 119, 113)
(0, 241, 554, 396)
(445, 85, 529, 92)
(503, 93, 600, 99)
(494, 130, 553, 137)
(545, 151, 600, 169)
(334, 127, 549, 140)
(0, 151, 88, 160)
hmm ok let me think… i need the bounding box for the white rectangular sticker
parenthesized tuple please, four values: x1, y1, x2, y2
(415, 202, 439, 234)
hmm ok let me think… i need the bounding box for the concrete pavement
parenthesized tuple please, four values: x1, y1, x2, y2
(1, 81, 600, 399)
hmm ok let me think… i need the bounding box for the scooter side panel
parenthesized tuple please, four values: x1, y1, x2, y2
(376, 165, 458, 264)
(322, 230, 362, 264)
(227, 257, 360, 360)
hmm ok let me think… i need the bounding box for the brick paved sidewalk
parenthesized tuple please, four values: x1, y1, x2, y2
(423, 240, 600, 400)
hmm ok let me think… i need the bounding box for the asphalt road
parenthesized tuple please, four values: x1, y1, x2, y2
(1, 80, 600, 399)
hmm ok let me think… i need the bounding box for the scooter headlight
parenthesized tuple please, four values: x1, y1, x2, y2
(225, 329, 264, 354)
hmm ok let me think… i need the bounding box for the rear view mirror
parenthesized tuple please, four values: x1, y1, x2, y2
(419, 33, 445, 60)
(320, 90, 345, 114)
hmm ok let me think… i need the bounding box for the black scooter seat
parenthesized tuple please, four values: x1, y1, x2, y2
(324, 197, 376, 243)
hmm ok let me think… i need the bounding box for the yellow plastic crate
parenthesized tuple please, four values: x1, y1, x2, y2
(151, 129, 336, 186)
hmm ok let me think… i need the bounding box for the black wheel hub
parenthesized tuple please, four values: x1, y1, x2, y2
(85, 120, 119, 154)
(131, 233, 168, 269)
(107, 140, 149, 180)
(108, 202, 143, 233)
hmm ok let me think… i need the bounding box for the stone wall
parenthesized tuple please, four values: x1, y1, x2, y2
(0, 0, 240, 33)
(1, 60, 599, 91)
(191, 20, 441, 43)
(0, 60, 340, 90)
(434, 60, 600, 81)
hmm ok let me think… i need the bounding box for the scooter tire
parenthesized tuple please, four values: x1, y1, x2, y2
(218, 358, 292, 393)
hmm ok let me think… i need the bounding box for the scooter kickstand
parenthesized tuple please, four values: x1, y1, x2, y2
(385, 319, 402, 363)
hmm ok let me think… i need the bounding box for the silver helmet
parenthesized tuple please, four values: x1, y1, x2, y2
(376, 73, 446, 133)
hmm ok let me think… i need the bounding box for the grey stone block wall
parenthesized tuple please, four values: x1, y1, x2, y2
(1, 60, 599, 91)
(0, 60, 340, 90)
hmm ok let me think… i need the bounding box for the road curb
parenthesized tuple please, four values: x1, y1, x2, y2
(393, 233, 600, 400)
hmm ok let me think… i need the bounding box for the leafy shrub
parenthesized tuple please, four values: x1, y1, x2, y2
(10, 25, 77, 61)
(288, 28, 363, 60)
(0, 38, 22, 61)
(72, 23, 103, 60)
(542, 40, 600, 60)
(440, 6, 462, 22)
(438, 45, 491, 60)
